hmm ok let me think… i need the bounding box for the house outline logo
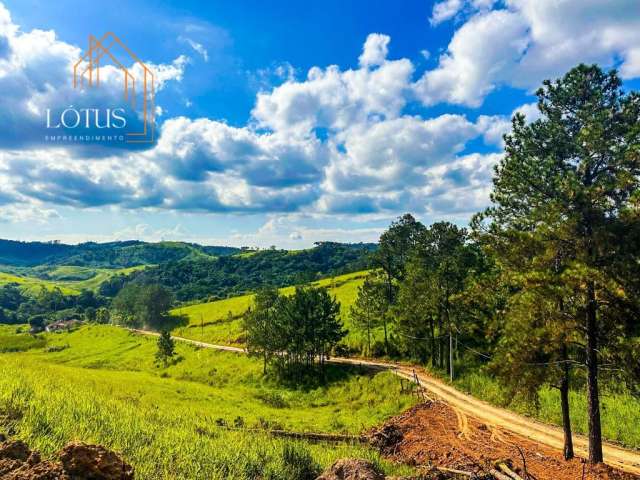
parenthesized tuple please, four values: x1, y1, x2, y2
(73, 33, 155, 143)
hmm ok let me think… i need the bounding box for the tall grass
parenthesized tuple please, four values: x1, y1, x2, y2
(453, 370, 640, 449)
(0, 326, 417, 479)
(0, 334, 45, 353)
(0, 325, 45, 352)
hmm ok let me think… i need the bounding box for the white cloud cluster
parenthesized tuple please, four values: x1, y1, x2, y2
(358, 33, 390, 67)
(1, 0, 639, 231)
(431, 0, 464, 25)
(321, 114, 483, 212)
(420, 0, 640, 106)
(252, 53, 413, 134)
(430, 0, 498, 26)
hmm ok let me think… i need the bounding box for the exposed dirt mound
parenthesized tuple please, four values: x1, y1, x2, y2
(58, 443, 134, 479)
(369, 425, 404, 456)
(316, 458, 386, 480)
(370, 401, 640, 480)
(0, 440, 31, 462)
(0, 439, 134, 479)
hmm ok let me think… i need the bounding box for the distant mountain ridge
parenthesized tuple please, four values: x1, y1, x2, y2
(0, 240, 377, 301)
(122, 241, 377, 301)
(0, 239, 240, 267)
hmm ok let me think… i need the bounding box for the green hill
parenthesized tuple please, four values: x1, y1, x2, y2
(135, 242, 375, 302)
(0, 266, 147, 295)
(0, 240, 375, 303)
(171, 270, 384, 351)
(0, 239, 240, 268)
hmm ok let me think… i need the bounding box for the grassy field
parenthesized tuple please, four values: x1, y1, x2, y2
(51, 265, 146, 291)
(0, 271, 80, 295)
(0, 325, 417, 479)
(452, 369, 640, 449)
(0, 324, 44, 352)
(0, 265, 145, 294)
(172, 271, 386, 351)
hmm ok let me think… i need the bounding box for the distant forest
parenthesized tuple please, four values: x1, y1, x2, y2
(0, 239, 376, 303)
(0, 239, 240, 267)
(101, 242, 376, 301)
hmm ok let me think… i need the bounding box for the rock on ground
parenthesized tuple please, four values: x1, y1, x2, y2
(0, 439, 134, 480)
(316, 458, 386, 480)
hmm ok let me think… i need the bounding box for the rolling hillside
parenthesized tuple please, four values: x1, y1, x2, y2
(132, 242, 376, 302)
(0, 271, 81, 295)
(0, 325, 416, 479)
(0, 239, 240, 267)
(0, 265, 147, 294)
(171, 271, 384, 351)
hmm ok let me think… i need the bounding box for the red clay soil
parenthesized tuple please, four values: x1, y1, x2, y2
(371, 401, 639, 480)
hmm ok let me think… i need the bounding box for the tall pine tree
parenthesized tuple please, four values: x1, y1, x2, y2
(479, 65, 640, 463)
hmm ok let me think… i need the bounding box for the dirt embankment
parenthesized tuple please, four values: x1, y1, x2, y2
(369, 401, 639, 480)
(0, 438, 133, 479)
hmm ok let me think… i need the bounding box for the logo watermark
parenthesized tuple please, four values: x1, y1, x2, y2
(44, 33, 155, 144)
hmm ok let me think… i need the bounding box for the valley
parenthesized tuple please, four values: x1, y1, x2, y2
(0, 234, 639, 479)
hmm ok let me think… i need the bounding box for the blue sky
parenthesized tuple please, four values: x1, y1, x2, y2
(1, 0, 639, 247)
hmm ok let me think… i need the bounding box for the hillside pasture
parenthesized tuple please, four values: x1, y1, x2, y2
(0, 265, 146, 295)
(171, 271, 387, 351)
(0, 325, 416, 479)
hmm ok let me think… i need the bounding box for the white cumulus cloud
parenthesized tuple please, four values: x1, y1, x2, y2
(358, 33, 390, 67)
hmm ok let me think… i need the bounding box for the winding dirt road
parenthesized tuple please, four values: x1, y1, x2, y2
(131, 329, 640, 476)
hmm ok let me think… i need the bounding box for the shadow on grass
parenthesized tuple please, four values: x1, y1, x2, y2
(149, 313, 189, 332)
(266, 361, 379, 391)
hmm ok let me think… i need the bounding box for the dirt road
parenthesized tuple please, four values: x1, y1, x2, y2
(131, 329, 640, 476)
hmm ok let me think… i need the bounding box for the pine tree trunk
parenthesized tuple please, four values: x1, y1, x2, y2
(385, 271, 393, 354)
(383, 318, 388, 354)
(586, 280, 603, 463)
(449, 325, 453, 381)
(444, 303, 451, 376)
(430, 318, 436, 368)
(437, 306, 443, 369)
(263, 350, 267, 375)
(560, 344, 574, 460)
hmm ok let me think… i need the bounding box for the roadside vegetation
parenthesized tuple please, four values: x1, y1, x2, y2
(452, 369, 640, 450)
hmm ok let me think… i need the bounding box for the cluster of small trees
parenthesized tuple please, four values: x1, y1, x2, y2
(111, 283, 177, 330)
(349, 65, 640, 465)
(243, 286, 345, 378)
(0, 283, 107, 330)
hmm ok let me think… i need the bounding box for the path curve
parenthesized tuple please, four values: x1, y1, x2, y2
(130, 329, 640, 476)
